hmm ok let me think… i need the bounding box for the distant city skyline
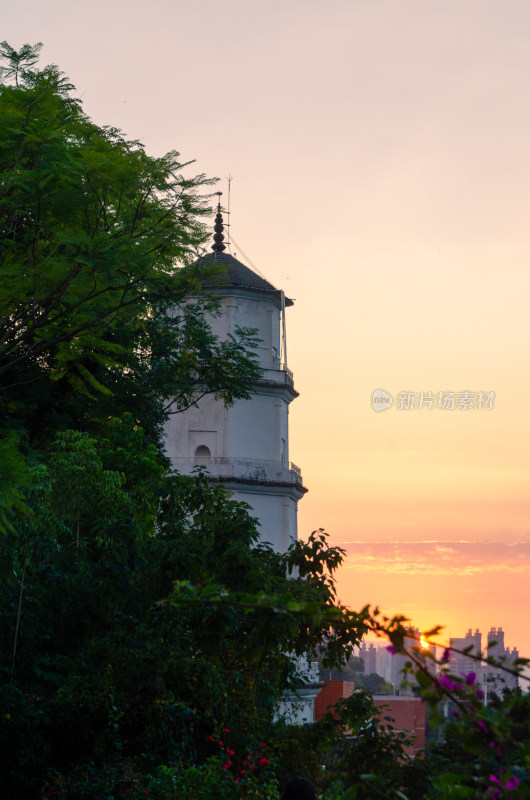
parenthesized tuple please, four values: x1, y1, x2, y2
(360, 625, 522, 699)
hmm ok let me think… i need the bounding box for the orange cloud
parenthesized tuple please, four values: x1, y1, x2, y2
(331, 541, 530, 656)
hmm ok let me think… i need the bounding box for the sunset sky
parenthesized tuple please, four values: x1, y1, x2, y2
(4, 1, 530, 655)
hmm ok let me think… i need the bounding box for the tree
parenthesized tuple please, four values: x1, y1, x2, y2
(0, 43, 261, 455)
(0, 53, 204, 385)
(0, 418, 370, 797)
(318, 654, 364, 682)
(0, 45, 273, 796)
(0, 40, 42, 86)
(358, 672, 393, 694)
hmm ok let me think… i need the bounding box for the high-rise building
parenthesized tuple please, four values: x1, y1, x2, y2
(366, 629, 435, 695)
(360, 641, 378, 675)
(449, 628, 482, 680)
(483, 627, 519, 699)
(449, 627, 519, 702)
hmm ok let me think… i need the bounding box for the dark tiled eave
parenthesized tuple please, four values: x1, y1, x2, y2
(197, 252, 294, 306)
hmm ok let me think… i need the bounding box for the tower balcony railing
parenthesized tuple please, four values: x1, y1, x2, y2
(292, 655, 321, 686)
(171, 456, 304, 485)
(258, 360, 294, 387)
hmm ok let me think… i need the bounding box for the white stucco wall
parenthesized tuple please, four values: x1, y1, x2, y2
(207, 295, 282, 369)
(165, 391, 290, 465)
(230, 488, 298, 553)
(229, 392, 289, 463)
(163, 280, 305, 554)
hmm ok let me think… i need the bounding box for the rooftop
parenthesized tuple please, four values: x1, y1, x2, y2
(197, 251, 293, 306)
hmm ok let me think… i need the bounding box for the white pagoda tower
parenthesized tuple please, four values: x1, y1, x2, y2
(164, 202, 307, 552)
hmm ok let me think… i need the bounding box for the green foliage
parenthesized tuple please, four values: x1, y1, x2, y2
(358, 672, 393, 694)
(49, 430, 127, 549)
(0, 43, 261, 453)
(269, 690, 420, 800)
(421, 688, 530, 799)
(2, 42, 530, 800)
(0, 427, 363, 797)
(0, 432, 30, 532)
(0, 65, 209, 386)
(0, 41, 42, 86)
(319, 653, 393, 694)
(147, 737, 279, 799)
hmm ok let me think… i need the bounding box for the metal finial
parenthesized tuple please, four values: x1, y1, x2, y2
(211, 192, 226, 252)
(226, 176, 232, 251)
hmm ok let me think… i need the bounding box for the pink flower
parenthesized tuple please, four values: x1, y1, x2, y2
(386, 645, 396, 655)
(489, 774, 501, 786)
(259, 742, 266, 748)
(438, 675, 457, 691)
(223, 728, 230, 733)
(258, 757, 269, 766)
(226, 748, 234, 755)
(223, 760, 232, 769)
(506, 776, 520, 790)
(441, 648, 451, 663)
(465, 671, 476, 686)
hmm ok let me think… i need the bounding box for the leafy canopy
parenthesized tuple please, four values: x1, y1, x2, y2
(0, 44, 210, 387)
(0, 42, 261, 462)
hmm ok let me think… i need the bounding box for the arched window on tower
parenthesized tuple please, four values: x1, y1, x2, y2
(194, 444, 211, 465)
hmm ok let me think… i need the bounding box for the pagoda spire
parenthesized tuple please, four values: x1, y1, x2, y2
(211, 192, 226, 252)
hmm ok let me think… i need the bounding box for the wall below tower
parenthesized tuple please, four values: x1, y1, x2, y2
(230, 487, 299, 553)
